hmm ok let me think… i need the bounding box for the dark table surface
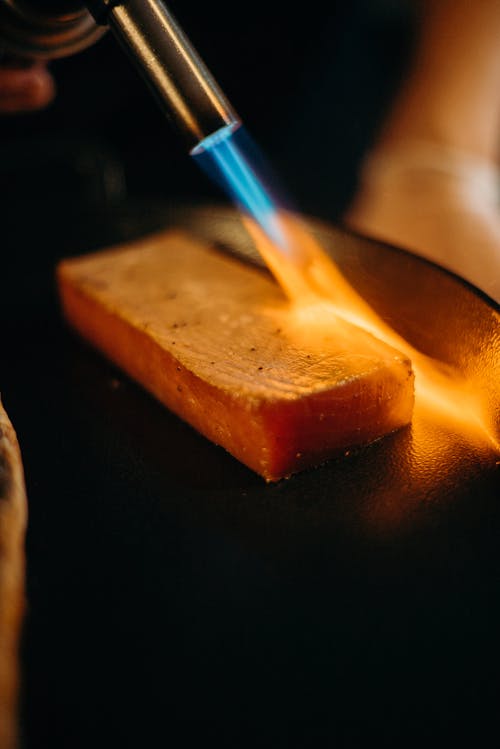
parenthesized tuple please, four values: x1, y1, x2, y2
(2, 191, 499, 747)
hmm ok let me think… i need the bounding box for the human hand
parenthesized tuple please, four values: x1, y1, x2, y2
(0, 60, 55, 114)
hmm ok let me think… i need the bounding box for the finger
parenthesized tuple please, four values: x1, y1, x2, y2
(0, 65, 56, 113)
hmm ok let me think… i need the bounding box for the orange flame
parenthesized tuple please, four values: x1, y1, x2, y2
(243, 209, 500, 455)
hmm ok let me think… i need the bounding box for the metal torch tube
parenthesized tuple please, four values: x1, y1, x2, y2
(106, 0, 240, 149)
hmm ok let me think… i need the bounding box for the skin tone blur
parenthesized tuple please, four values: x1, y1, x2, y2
(0, 60, 55, 114)
(344, 0, 500, 303)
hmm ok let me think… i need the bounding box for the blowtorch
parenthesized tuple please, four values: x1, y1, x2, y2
(0, 0, 240, 151)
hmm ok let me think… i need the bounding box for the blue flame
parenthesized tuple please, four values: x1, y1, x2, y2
(191, 123, 292, 251)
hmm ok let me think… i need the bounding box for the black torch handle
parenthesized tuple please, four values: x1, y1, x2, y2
(90, 0, 240, 149)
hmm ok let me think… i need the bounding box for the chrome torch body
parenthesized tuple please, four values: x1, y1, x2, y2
(0, 0, 241, 149)
(105, 0, 240, 149)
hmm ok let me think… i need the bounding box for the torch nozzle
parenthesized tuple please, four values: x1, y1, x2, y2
(106, 0, 240, 149)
